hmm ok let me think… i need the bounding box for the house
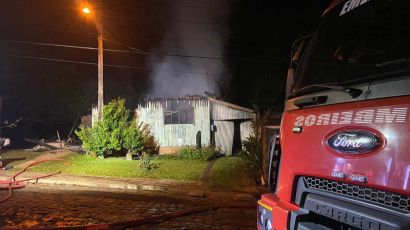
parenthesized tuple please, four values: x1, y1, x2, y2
(136, 96, 255, 155)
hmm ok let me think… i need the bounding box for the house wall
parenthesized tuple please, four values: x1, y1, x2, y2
(136, 100, 211, 148)
(136, 98, 256, 155)
(213, 120, 254, 155)
(211, 101, 256, 155)
(214, 120, 234, 155)
(240, 120, 254, 142)
(91, 107, 98, 127)
(211, 102, 255, 121)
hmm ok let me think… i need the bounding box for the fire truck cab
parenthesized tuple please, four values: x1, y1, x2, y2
(258, 0, 410, 229)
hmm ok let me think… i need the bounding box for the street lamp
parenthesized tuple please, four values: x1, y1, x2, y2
(82, 6, 104, 122)
(82, 7, 91, 14)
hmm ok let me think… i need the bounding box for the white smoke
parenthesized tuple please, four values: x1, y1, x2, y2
(147, 0, 230, 97)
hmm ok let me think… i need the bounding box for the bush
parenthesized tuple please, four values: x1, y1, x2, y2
(201, 146, 220, 161)
(140, 123, 160, 155)
(139, 152, 157, 174)
(179, 147, 202, 159)
(178, 146, 219, 161)
(239, 125, 263, 184)
(76, 98, 145, 158)
(124, 116, 144, 157)
(239, 135, 262, 168)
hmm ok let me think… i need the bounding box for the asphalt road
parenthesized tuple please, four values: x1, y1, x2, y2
(0, 185, 256, 229)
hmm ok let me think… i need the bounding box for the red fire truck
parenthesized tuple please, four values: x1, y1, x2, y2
(258, 0, 410, 229)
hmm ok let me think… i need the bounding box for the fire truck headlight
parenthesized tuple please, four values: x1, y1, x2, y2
(257, 203, 273, 230)
(265, 219, 273, 230)
(259, 212, 264, 225)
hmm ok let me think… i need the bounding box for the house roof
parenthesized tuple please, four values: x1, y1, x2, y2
(208, 97, 255, 114)
(142, 95, 206, 102)
(140, 95, 255, 114)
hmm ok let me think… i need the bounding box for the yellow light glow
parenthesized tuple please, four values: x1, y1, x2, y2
(82, 7, 91, 14)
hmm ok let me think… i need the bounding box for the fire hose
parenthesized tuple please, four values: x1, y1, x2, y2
(0, 158, 71, 203)
(0, 159, 256, 229)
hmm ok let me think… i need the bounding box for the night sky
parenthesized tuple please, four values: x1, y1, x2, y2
(0, 0, 328, 144)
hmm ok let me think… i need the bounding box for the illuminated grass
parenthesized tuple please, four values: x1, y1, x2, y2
(0, 150, 43, 171)
(32, 154, 207, 182)
(2, 151, 254, 186)
(208, 156, 255, 189)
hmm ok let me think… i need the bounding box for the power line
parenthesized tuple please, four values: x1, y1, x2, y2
(1, 40, 288, 63)
(14, 55, 143, 70)
(13, 55, 220, 76)
(2, 40, 224, 60)
(102, 37, 142, 52)
(3, 24, 273, 52)
(2, 40, 145, 54)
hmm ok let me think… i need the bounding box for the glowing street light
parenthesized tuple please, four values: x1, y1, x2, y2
(82, 7, 91, 14)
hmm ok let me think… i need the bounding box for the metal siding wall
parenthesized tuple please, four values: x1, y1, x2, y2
(240, 121, 253, 142)
(212, 103, 255, 121)
(214, 121, 234, 155)
(137, 101, 165, 146)
(91, 107, 98, 127)
(136, 99, 210, 147)
(194, 101, 211, 147)
(211, 101, 255, 155)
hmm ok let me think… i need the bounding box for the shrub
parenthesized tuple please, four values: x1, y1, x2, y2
(75, 98, 145, 158)
(201, 146, 220, 161)
(178, 146, 219, 161)
(139, 152, 157, 174)
(140, 123, 160, 155)
(179, 146, 202, 159)
(239, 125, 263, 184)
(123, 117, 144, 157)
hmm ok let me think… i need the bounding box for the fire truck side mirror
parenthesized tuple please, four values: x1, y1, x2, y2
(286, 68, 294, 99)
(286, 34, 311, 99)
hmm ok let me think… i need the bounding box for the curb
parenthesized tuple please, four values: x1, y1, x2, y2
(0, 172, 264, 199)
(0, 174, 172, 192)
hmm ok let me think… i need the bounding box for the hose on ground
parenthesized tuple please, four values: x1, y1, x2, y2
(0, 158, 71, 203)
(1, 159, 256, 229)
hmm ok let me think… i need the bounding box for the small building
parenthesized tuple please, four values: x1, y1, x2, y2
(136, 96, 255, 155)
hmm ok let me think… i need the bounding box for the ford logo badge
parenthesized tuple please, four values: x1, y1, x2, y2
(327, 130, 381, 154)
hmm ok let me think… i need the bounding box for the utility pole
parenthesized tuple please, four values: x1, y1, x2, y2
(97, 33, 104, 121)
(96, 0, 104, 122)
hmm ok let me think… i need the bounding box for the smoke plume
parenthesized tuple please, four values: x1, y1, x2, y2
(147, 0, 230, 97)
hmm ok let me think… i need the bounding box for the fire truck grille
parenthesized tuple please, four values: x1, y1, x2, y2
(303, 177, 410, 213)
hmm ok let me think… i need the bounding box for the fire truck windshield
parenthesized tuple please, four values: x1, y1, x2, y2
(292, 0, 410, 96)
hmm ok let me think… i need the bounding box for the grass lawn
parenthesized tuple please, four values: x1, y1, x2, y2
(31, 153, 208, 182)
(208, 156, 256, 189)
(2, 150, 258, 188)
(0, 150, 43, 168)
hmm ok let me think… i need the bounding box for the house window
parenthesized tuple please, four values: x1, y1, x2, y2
(164, 105, 194, 124)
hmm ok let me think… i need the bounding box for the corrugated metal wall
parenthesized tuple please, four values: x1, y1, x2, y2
(211, 100, 255, 155)
(136, 98, 256, 155)
(91, 107, 98, 127)
(240, 121, 253, 142)
(214, 120, 234, 155)
(213, 120, 254, 155)
(211, 103, 255, 121)
(136, 99, 211, 147)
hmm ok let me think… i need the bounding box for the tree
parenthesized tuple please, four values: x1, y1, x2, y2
(239, 122, 263, 184)
(123, 117, 144, 158)
(76, 98, 145, 158)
